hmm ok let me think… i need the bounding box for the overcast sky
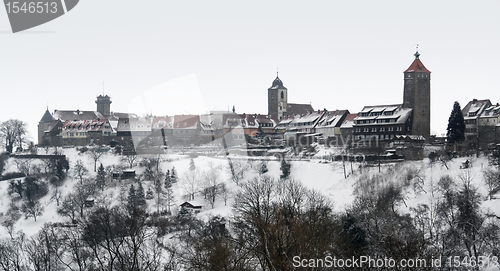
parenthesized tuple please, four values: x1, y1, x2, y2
(1, 0, 500, 141)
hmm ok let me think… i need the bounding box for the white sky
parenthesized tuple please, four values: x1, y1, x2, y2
(1, 0, 500, 141)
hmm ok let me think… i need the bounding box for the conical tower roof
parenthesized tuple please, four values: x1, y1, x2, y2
(40, 109, 54, 122)
(404, 51, 431, 73)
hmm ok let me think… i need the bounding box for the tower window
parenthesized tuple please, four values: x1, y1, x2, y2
(281, 91, 284, 99)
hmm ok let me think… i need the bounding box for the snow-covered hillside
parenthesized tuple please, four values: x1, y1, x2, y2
(1, 145, 500, 270)
(1, 146, 499, 237)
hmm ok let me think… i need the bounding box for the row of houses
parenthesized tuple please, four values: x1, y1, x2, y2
(460, 99, 500, 152)
(38, 104, 354, 150)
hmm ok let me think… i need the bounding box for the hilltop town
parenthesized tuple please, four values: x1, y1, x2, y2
(1, 52, 500, 271)
(34, 51, 500, 159)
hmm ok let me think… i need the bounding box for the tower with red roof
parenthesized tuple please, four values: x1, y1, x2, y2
(403, 50, 431, 141)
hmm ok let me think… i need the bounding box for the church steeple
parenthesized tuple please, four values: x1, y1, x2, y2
(268, 73, 288, 119)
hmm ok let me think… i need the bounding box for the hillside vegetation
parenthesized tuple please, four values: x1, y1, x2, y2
(0, 145, 499, 270)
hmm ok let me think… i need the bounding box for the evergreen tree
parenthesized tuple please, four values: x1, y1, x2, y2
(137, 182, 147, 210)
(165, 176, 172, 189)
(127, 184, 136, 209)
(165, 169, 171, 183)
(96, 163, 106, 191)
(280, 158, 291, 179)
(258, 160, 269, 175)
(171, 166, 177, 183)
(189, 159, 196, 171)
(446, 101, 465, 147)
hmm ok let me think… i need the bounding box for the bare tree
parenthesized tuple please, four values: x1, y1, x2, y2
(219, 182, 230, 206)
(483, 168, 500, 200)
(121, 152, 138, 169)
(87, 144, 107, 172)
(227, 158, 251, 185)
(201, 163, 223, 208)
(50, 187, 63, 207)
(73, 160, 88, 184)
(21, 201, 44, 222)
(181, 169, 201, 201)
(0, 119, 27, 153)
(13, 159, 31, 176)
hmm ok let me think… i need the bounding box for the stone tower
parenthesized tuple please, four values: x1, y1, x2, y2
(403, 51, 431, 141)
(268, 73, 288, 119)
(96, 94, 112, 116)
(38, 108, 54, 145)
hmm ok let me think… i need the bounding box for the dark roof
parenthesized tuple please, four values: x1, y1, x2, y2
(286, 103, 314, 116)
(180, 201, 202, 208)
(268, 75, 287, 90)
(317, 109, 350, 128)
(461, 99, 491, 119)
(404, 52, 431, 73)
(53, 110, 104, 121)
(40, 109, 54, 122)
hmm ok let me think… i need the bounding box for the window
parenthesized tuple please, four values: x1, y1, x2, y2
(380, 127, 385, 132)
(388, 127, 394, 131)
(281, 91, 284, 99)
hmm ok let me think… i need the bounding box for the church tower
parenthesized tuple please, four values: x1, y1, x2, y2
(96, 94, 112, 116)
(403, 50, 431, 141)
(268, 73, 288, 119)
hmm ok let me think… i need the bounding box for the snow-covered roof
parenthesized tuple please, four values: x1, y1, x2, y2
(316, 110, 349, 128)
(53, 110, 103, 121)
(462, 99, 491, 120)
(480, 104, 500, 118)
(116, 117, 153, 132)
(287, 110, 325, 129)
(340, 114, 358, 129)
(181, 201, 203, 208)
(353, 104, 411, 125)
(152, 116, 174, 129)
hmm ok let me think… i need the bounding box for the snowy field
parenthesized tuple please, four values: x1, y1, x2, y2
(1, 145, 500, 241)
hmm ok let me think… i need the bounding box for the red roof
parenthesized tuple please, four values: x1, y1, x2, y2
(152, 116, 174, 129)
(404, 58, 431, 73)
(62, 119, 109, 132)
(173, 115, 199, 129)
(343, 114, 357, 123)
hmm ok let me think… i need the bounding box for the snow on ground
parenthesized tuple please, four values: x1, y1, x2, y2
(2, 145, 500, 242)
